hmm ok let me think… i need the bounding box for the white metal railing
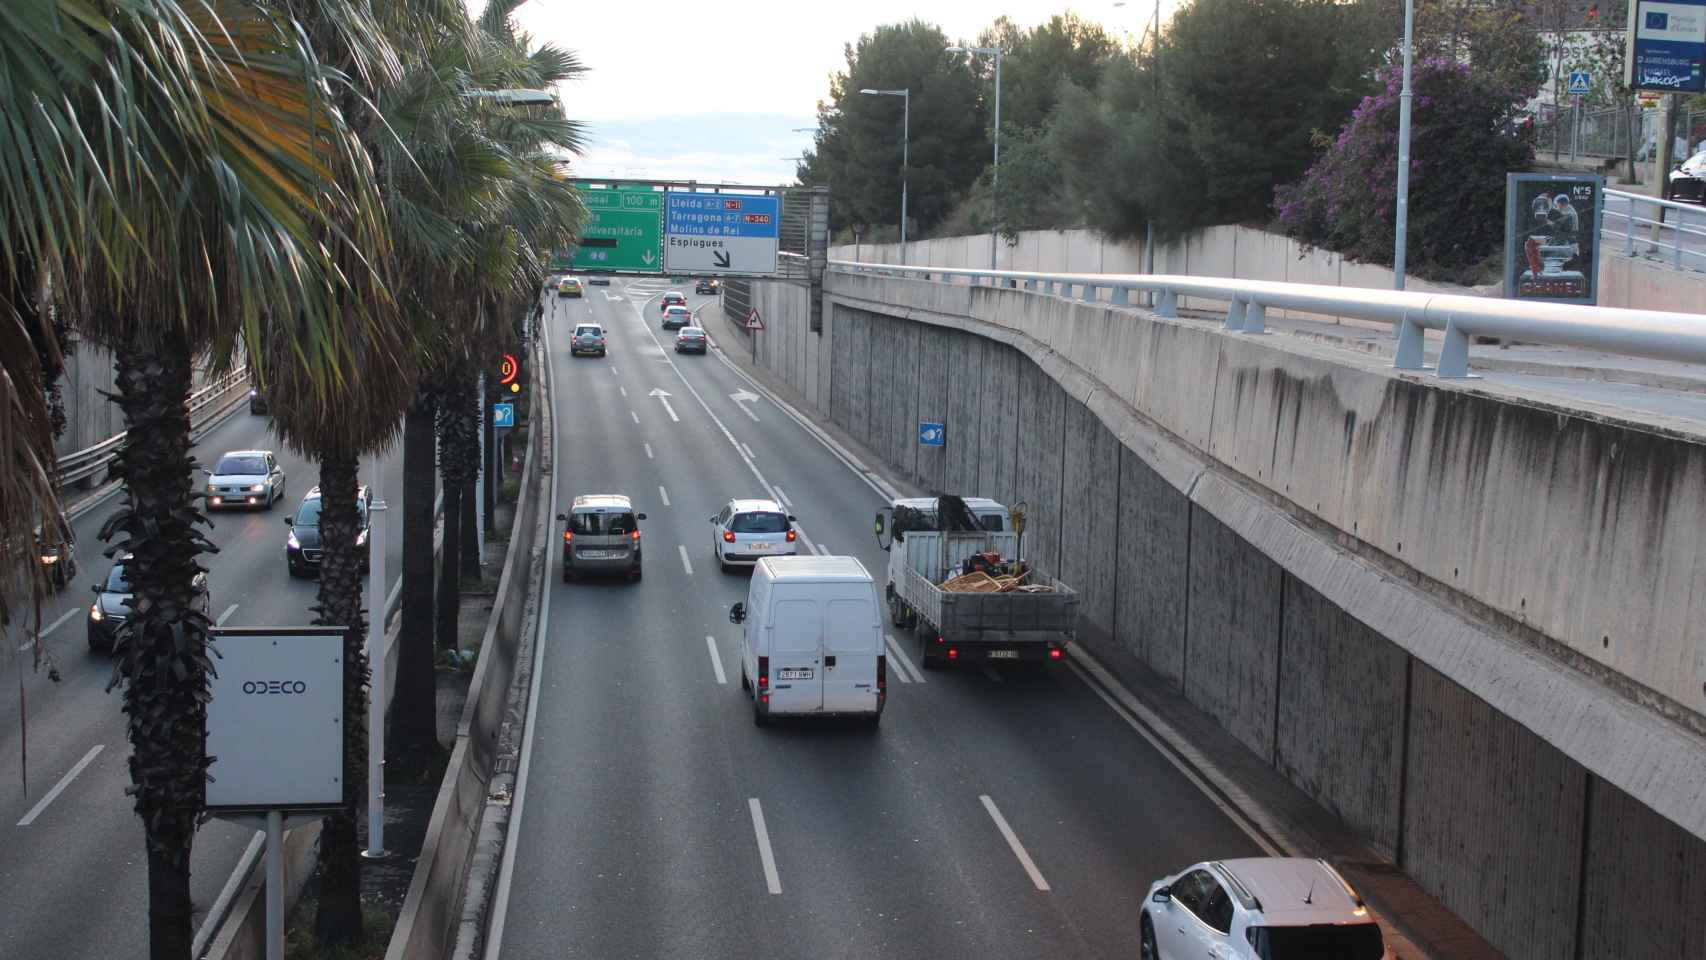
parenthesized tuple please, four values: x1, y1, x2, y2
(828, 260, 1706, 379)
(1601, 188, 1706, 273)
(55, 366, 249, 487)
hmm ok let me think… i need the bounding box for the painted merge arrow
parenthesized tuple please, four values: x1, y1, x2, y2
(712, 249, 731, 269)
(649, 388, 680, 423)
(730, 390, 761, 422)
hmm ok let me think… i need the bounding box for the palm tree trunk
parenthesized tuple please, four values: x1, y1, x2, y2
(390, 395, 439, 767)
(108, 340, 210, 960)
(436, 479, 463, 652)
(460, 477, 480, 579)
(311, 451, 368, 949)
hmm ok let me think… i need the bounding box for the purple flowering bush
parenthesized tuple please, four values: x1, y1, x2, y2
(1274, 57, 1535, 283)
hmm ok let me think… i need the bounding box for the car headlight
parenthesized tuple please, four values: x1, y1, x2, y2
(207, 484, 218, 493)
(249, 388, 258, 397)
(250, 484, 266, 493)
(40, 555, 58, 565)
(89, 603, 103, 622)
(287, 531, 300, 549)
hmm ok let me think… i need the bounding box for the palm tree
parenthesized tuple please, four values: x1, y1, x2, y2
(2, 3, 391, 957)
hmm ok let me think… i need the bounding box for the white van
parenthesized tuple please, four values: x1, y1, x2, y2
(729, 555, 885, 728)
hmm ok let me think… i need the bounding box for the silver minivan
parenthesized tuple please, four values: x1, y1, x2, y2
(557, 495, 646, 582)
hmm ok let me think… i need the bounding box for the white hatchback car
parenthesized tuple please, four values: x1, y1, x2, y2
(204, 449, 286, 511)
(1141, 858, 1391, 960)
(710, 499, 797, 572)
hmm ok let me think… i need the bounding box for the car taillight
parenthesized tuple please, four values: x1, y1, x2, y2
(947, 647, 958, 660)
(758, 656, 768, 690)
(723, 530, 736, 543)
(563, 530, 573, 543)
(1049, 647, 1063, 660)
(785, 529, 796, 542)
(630, 529, 641, 541)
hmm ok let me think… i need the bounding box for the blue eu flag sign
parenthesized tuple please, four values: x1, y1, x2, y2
(1647, 11, 1669, 28)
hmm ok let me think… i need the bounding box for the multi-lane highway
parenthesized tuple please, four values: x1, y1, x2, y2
(486, 279, 1265, 959)
(0, 404, 407, 959)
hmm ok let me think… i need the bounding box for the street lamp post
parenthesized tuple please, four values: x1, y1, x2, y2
(1393, 0, 1415, 291)
(860, 88, 910, 263)
(1117, 0, 1162, 304)
(949, 45, 1005, 270)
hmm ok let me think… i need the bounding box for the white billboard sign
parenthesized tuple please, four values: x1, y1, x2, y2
(206, 627, 345, 811)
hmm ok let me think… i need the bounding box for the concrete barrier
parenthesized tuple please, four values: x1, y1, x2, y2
(382, 336, 547, 960)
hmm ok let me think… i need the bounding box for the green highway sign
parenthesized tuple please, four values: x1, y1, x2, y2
(570, 184, 662, 273)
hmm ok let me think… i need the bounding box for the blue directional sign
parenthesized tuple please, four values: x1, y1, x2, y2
(1568, 71, 1592, 94)
(663, 192, 781, 275)
(919, 421, 945, 446)
(492, 403, 515, 429)
(1631, 0, 1706, 93)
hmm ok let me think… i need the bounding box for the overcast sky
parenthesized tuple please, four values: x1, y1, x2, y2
(478, 1, 1179, 184)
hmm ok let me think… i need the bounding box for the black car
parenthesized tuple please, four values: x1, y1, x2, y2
(248, 385, 268, 414)
(586, 273, 612, 286)
(36, 519, 78, 590)
(694, 278, 719, 295)
(285, 485, 373, 578)
(87, 556, 209, 652)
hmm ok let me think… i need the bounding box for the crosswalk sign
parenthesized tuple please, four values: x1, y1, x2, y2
(1568, 71, 1591, 94)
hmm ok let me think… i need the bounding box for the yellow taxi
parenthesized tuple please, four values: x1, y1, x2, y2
(557, 276, 583, 298)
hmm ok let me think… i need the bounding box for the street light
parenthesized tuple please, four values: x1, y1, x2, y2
(1393, 0, 1415, 292)
(1116, 0, 1162, 302)
(948, 45, 1005, 270)
(860, 88, 910, 261)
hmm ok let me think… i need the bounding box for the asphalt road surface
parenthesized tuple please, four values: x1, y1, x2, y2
(487, 279, 1264, 960)
(0, 405, 408, 959)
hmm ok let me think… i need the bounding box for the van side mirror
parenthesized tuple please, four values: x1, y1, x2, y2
(1151, 887, 1171, 903)
(637, 513, 647, 521)
(90, 583, 102, 595)
(873, 512, 885, 537)
(555, 513, 567, 521)
(787, 515, 796, 523)
(283, 517, 292, 526)
(873, 511, 891, 552)
(729, 602, 746, 624)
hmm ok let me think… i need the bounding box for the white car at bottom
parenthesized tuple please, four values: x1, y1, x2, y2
(710, 498, 797, 572)
(1141, 858, 1391, 960)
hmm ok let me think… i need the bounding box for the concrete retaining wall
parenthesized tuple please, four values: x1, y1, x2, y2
(832, 223, 1706, 314)
(741, 271, 1706, 960)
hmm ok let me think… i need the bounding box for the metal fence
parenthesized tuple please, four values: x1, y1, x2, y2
(829, 260, 1706, 379)
(54, 365, 249, 488)
(1531, 105, 1706, 164)
(1601, 188, 1706, 273)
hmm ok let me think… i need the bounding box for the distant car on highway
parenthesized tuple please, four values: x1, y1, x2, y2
(557, 276, 583, 298)
(1139, 858, 1390, 960)
(36, 519, 78, 591)
(661, 305, 693, 330)
(1669, 150, 1706, 204)
(556, 495, 646, 582)
(205, 450, 286, 511)
(285, 485, 372, 578)
(542, 273, 559, 291)
(88, 555, 209, 652)
(586, 273, 611, 286)
(674, 326, 707, 354)
(248, 383, 269, 415)
(570, 323, 607, 357)
(710, 498, 797, 572)
(660, 291, 687, 313)
(694, 278, 719, 295)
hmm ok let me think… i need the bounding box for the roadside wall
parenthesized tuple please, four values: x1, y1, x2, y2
(832, 223, 1706, 315)
(741, 272, 1706, 960)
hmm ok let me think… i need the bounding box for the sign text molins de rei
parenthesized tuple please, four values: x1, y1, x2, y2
(206, 627, 346, 812)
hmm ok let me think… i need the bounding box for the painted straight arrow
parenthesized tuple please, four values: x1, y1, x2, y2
(729, 389, 761, 422)
(649, 388, 680, 423)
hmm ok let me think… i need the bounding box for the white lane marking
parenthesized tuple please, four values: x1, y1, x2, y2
(741, 443, 756, 460)
(979, 795, 1051, 892)
(17, 744, 105, 827)
(644, 443, 654, 460)
(190, 831, 264, 957)
(885, 634, 924, 684)
(774, 487, 792, 509)
(630, 410, 641, 425)
(705, 636, 727, 685)
(619, 385, 627, 398)
(16, 607, 82, 651)
(611, 366, 620, 376)
(812, 543, 830, 556)
(736, 402, 760, 422)
(748, 798, 783, 894)
(216, 604, 239, 627)
(624, 296, 819, 557)
(1066, 656, 1286, 857)
(659, 486, 671, 507)
(678, 545, 693, 576)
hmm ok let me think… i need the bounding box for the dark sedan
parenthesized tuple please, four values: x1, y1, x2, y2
(286, 485, 372, 577)
(694, 278, 719, 295)
(674, 326, 708, 354)
(88, 557, 209, 652)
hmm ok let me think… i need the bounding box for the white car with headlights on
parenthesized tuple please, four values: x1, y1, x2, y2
(204, 450, 285, 511)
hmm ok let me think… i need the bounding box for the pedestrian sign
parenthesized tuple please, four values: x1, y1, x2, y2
(1568, 71, 1591, 94)
(493, 403, 515, 429)
(919, 421, 945, 446)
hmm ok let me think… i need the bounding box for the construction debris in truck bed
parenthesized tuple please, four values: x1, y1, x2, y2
(939, 570, 1052, 594)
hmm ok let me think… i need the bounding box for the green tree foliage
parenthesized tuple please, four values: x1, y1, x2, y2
(974, 14, 1120, 134)
(1275, 59, 1537, 282)
(1408, 0, 1547, 99)
(798, 20, 986, 235)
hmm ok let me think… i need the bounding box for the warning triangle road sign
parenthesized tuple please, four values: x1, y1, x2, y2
(746, 308, 765, 331)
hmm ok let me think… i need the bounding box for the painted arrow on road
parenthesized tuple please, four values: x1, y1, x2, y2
(649, 388, 680, 423)
(729, 389, 761, 422)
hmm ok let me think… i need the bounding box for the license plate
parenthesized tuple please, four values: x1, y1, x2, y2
(752, 543, 773, 550)
(580, 550, 620, 559)
(779, 667, 813, 681)
(986, 650, 1018, 660)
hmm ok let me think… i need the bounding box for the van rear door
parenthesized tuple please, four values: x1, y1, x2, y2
(766, 597, 823, 713)
(822, 591, 881, 714)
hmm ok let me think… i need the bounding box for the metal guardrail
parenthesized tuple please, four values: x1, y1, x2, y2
(1601, 188, 1706, 273)
(55, 366, 249, 487)
(829, 260, 1706, 379)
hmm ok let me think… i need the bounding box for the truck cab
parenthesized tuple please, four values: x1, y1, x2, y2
(884, 496, 1012, 534)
